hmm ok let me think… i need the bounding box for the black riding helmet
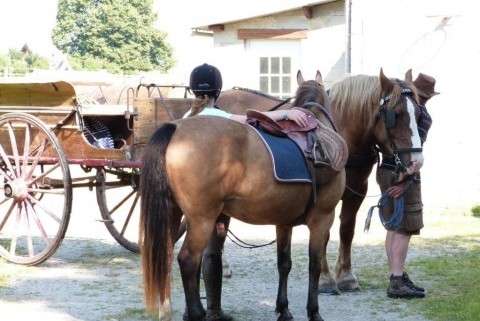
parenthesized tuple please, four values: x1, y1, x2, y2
(189, 63, 223, 100)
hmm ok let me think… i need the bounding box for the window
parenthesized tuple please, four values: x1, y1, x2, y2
(259, 56, 292, 99)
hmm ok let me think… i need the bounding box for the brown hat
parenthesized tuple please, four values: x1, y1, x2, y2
(413, 73, 440, 99)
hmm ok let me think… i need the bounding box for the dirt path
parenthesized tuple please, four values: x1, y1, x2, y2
(1, 161, 478, 321)
(0, 185, 435, 321)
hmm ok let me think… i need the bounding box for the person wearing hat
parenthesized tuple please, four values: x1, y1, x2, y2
(182, 63, 309, 321)
(377, 72, 439, 299)
(183, 63, 308, 126)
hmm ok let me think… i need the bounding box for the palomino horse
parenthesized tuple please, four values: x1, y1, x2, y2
(216, 69, 426, 294)
(140, 71, 346, 321)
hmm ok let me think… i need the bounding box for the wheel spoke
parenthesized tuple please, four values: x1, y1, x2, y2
(7, 122, 21, 177)
(25, 135, 47, 182)
(28, 163, 61, 186)
(26, 199, 51, 247)
(0, 144, 16, 179)
(120, 193, 139, 235)
(23, 201, 35, 257)
(0, 166, 13, 183)
(22, 124, 31, 178)
(109, 189, 136, 215)
(10, 205, 22, 256)
(25, 193, 62, 224)
(0, 200, 16, 231)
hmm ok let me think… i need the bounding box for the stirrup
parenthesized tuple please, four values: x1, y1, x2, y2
(312, 141, 330, 167)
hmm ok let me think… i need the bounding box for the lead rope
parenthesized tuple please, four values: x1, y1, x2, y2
(364, 177, 413, 232)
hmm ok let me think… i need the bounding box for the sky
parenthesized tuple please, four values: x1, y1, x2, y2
(0, 1, 59, 56)
(0, 0, 320, 57)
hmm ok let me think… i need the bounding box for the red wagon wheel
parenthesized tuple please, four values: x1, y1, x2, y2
(0, 113, 72, 265)
(95, 168, 187, 253)
(95, 168, 140, 252)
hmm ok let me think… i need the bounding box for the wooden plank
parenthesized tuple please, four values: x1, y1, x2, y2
(0, 81, 76, 107)
(133, 97, 194, 145)
(238, 29, 308, 39)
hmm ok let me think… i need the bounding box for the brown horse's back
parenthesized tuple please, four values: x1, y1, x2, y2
(167, 116, 314, 226)
(217, 88, 292, 114)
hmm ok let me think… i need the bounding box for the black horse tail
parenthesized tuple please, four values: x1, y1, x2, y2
(139, 122, 177, 313)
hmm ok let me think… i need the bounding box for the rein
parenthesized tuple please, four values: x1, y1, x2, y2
(226, 229, 276, 249)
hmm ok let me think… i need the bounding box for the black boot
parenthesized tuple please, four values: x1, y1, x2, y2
(402, 272, 425, 292)
(387, 275, 425, 299)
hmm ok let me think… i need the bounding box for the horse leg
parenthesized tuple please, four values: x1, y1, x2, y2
(334, 166, 373, 292)
(307, 210, 336, 321)
(275, 226, 293, 321)
(317, 230, 340, 295)
(202, 214, 232, 321)
(178, 219, 216, 321)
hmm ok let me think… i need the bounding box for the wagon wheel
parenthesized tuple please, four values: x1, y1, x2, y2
(0, 113, 72, 265)
(96, 168, 140, 252)
(96, 169, 187, 253)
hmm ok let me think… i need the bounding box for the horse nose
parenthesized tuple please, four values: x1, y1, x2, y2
(406, 153, 424, 175)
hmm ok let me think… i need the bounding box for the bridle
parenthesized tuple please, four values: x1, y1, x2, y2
(374, 86, 423, 172)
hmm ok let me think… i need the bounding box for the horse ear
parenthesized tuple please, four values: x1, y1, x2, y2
(379, 68, 394, 94)
(297, 70, 305, 85)
(315, 70, 323, 85)
(404, 69, 413, 84)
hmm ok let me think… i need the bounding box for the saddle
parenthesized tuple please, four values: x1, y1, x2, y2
(246, 107, 348, 184)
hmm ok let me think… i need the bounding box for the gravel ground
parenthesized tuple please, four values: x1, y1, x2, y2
(1, 149, 479, 321)
(0, 228, 430, 321)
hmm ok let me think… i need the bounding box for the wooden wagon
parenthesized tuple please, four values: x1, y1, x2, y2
(0, 80, 193, 265)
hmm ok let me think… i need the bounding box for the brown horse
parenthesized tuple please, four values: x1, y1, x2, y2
(216, 87, 292, 113)
(216, 69, 426, 294)
(140, 71, 346, 321)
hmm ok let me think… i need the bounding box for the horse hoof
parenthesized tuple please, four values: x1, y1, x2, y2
(336, 273, 361, 292)
(276, 310, 293, 321)
(206, 310, 233, 321)
(318, 285, 341, 295)
(309, 313, 325, 321)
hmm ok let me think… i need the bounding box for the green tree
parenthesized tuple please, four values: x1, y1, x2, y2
(52, 0, 174, 74)
(0, 48, 50, 75)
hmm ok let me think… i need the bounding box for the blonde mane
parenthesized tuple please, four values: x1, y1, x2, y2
(329, 75, 405, 130)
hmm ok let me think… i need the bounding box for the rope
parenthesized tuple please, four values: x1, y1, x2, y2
(226, 230, 276, 249)
(364, 192, 404, 232)
(345, 184, 382, 198)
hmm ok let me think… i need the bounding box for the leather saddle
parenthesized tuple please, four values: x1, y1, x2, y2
(246, 107, 348, 184)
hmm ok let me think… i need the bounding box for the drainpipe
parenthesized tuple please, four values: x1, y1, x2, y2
(345, 0, 352, 76)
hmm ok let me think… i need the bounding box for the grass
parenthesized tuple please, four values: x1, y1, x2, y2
(412, 236, 480, 321)
(107, 308, 158, 321)
(471, 204, 480, 218)
(354, 236, 480, 321)
(0, 270, 7, 289)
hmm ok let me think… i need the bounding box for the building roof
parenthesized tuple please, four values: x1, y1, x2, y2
(191, 0, 338, 31)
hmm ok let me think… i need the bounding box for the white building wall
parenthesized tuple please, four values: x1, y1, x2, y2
(209, 1, 345, 89)
(350, 0, 480, 208)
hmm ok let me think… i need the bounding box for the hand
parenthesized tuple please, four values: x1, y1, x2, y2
(387, 183, 407, 198)
(387, 172, 408, 198)
(286, 109, 309, 127)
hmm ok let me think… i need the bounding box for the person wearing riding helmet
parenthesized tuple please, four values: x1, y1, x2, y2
(377, 72, 439, 299)
(184, 63, 308, 126)
(182, 63, 309, 321)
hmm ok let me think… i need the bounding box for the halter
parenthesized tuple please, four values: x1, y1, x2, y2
(374, 86, 422, 172)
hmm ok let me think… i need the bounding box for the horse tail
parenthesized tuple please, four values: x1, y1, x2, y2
(139, 122, 177, 313)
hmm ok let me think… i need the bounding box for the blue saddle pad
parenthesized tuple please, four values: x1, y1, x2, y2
(254, 128, 311, 183)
